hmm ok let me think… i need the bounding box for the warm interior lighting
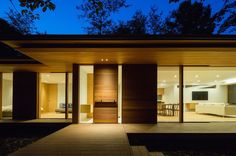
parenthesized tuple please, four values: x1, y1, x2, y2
(224, 78, 236, 84)
(216, 74, 220, 78)
(195, 75, 199, 78)
(163, 80, 166, 83)
(174, 75, 177, 78)
(105, 59, 109, 62)
(101, 59, 104, 62)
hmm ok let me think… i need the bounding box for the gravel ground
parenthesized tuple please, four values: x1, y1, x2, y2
(0, 137, 39, 156)
(161, 151, 236, 156)
(0, 123, 70, 156)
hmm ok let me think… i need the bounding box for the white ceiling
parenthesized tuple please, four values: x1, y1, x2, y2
(158, 67, 236, 88)
(3, 67, 236, 87)
(40, 73, 72, 84)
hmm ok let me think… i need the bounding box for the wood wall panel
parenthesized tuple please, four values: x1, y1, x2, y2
(94, 65, 118, 102)
(48, 84, 58, 112)
(13, 72, 38, 120)
(94, 65, 118, 123)
(122, 65, 157, 123)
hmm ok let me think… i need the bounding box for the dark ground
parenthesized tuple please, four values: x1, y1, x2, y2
(0, 123, 70, 156)
(128, 133, 236, 156)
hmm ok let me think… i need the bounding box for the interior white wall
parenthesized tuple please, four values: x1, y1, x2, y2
(80, 67, 87, 105)
(162, 84, 228, 104)
(162, 85, 179, 104)
(2, 79, 13, 107)
(57, 83, 65, 107)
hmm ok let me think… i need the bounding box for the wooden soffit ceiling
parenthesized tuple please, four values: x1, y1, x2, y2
(1, 36, 236, 72)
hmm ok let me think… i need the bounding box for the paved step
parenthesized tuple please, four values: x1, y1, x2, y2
(149, 152, 165, 156)
(131, 146, 150, 156)
(10, 124, 132, 156)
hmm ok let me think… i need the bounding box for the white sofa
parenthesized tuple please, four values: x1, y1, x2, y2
(196, 103, 236, 116)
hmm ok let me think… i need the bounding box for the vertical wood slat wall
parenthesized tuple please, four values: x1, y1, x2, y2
(94, 65, 118, 123)
(122, 65, 157, 123)
(13, 72, 38, 120)
(94, 65, 118, 102)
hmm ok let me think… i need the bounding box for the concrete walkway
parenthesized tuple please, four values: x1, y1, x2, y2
(10, 124, 132, 156)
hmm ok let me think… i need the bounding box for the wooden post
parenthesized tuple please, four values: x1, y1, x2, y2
(179, 65, 184, 123)
(72, 64, 79, 124)
(65, 72, 69, 119)
(0, 73, 2, 120)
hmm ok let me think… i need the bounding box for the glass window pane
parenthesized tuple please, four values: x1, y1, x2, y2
(79, 66, 94, 123)
(184, 67, 236, 122)
(157, 67, 179, 122)
(2, 73, 13, 120)
(40, 73, 65, 119)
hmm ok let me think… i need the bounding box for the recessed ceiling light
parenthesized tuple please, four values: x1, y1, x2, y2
(174, 75, 177, 78)
(105, 59, 109, 62)
(216, 74, 220, 78)
(195, 75, 199, 78)
(101, 59, 104, 62)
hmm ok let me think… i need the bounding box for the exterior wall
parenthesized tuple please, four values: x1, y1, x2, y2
(94, 65, 118, 123)
(122, 65, 157, 123)
(13, 72, 38, 120)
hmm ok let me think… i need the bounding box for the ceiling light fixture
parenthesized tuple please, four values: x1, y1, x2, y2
(101, 59, 104, 62)
(195, 75, 199, 78)
(105, 59, 109, 62)
(224, 78, 236, 84)
(216, 74, 220, 78)
(174, 75, 177, 78)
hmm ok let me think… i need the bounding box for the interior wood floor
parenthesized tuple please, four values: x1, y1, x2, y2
(158, 112, 236, 122)
(41, 112, 72, 119)
(40, 111, 236, 122)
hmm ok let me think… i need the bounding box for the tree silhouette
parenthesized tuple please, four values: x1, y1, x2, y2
(111, 10, 147, 35)
(164, 1, 215, 35)
(0, 18, 22, 35)
(77, 0, 129, 35)
(6, 9, 39, 35)
(147, 5, 164, 34)
(169, 0, 236, 34)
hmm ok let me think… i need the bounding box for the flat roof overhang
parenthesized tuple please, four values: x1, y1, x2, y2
(1, 35, 236, 72)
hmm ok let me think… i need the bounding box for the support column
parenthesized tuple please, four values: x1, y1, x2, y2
(65, 72, 69, 119)
(0, 73, 2, 120)
(13, 72, 38, 120)
(72, 64, 79, 124)
(179, 65, 184, 123)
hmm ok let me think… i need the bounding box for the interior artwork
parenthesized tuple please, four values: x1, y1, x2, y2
(192, 91, 208, 100)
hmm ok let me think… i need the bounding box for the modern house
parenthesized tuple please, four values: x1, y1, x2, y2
(1, 35, 236, 124)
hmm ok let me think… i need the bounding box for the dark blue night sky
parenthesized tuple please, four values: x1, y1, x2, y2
(0, 0, 230, 34)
